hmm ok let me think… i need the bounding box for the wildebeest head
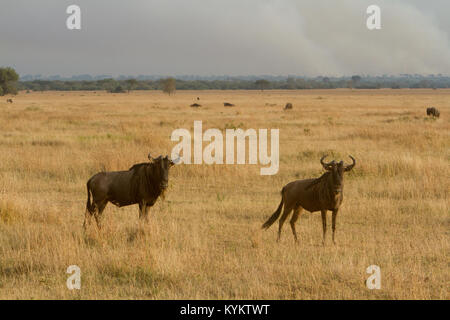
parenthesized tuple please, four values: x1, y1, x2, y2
(147, 153, 179, 190)
(320, 155, 356, 195)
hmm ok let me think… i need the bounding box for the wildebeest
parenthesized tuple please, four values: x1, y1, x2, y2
(262, 155, 356, 244)
(426, 107, 440, 118)
(84, 154, 180, 230)
(190, 103, 201, 107)
(224, 102, 234, 107)
(6, 99, 13, 103)
(284, 103, 293, 110)
(197, 97, 200, 100)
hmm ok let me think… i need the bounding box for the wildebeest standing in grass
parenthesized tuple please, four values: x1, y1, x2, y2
(6, 99, 13, 103)
(284, 103, 293, 110)
(262, 155, 356, 244)
(426, 107, 440, 118)
(84, 154, 179, 230)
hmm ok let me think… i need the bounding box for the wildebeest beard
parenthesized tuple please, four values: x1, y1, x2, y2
(129, 162, 167, 203)
(304, 171, 341, 207)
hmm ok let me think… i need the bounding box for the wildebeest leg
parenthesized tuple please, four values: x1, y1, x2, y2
(143, 205, 150, 222)
(83, 208, 92, 231)
(332, 209, 339, 245)
(290, 206, 302, 243)
(139, 203, 143, 219)
(94, 201, 107, 230)
(138, 201, 148, 222)
(277, 205, 292, 242)
(321, 210, 327, 245)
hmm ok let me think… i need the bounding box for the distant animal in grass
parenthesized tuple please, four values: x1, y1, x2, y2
(197, 97, 200, 100)
(224, 102, 235, 107)
(190, 103, 201, 107)
(426, 107, 440, 118)
(6, 99, 13, 103)
(284, 103, 293, 110)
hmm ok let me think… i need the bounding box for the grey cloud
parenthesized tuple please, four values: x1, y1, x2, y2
(0, 0, 449, 76)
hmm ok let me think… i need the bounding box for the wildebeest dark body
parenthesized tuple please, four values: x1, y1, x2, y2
(426, 107, 440, 118)
(84, 154, 178, 229)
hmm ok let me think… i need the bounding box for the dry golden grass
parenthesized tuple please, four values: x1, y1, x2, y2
(0, 89, 448, 299)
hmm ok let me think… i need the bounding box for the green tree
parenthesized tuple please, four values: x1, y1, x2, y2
(98, 78, 118, 92)
(110, 85, 126, 93)
(347, 80, 353, 89)
(160, 77, 176, 95)
(255, 79, 270, 91)
(125, 79, 138, 93)
(0, 67, 19, 96)
(351, 75, 362, 88)
(286, 77, 296, 89)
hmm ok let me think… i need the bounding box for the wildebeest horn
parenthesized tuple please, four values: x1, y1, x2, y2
(344, 155, 356, 171)
(320, 155, 334, 170)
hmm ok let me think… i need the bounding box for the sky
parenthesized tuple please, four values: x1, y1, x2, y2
(1, 0, 450, 77)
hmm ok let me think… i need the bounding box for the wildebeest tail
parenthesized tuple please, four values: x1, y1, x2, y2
(86, 183, 94, 214)
(262, 191, 284, 229)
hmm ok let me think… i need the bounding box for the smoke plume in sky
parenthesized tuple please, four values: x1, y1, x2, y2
(1, 0, 449, 76)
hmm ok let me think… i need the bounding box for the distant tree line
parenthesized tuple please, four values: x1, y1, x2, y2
(16, 75, 450, 92)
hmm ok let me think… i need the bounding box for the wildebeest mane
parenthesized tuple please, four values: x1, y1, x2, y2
(305, 172, 329, 190)
(129, 162, 149, 171)
(129, 162, 162, 202)
(305, 171, 335, 208)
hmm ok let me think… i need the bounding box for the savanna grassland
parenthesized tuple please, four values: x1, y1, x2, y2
(0, 89, 448, 299)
